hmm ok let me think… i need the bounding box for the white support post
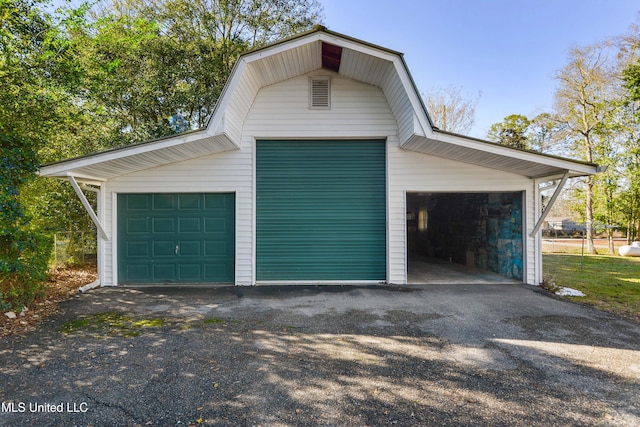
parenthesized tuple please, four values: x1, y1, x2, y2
(68, 175, 110, 241)
(530, 170, 570, 238)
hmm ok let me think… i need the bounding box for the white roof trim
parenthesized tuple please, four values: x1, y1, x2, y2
(401, 131, 598, 178)
(205, 58, 248, 136)
(39, 129, 236, 179)
(432, 131, 597, 176)
(39, 27, 598, 182)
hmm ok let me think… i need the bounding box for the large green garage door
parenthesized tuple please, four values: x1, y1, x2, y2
(256, 140, 386, 281)
(117, 193, 235, 284)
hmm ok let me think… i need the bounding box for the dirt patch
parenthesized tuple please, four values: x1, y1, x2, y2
(0, 266, 97, 338)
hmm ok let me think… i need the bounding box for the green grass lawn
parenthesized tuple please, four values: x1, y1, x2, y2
(543, 253, 640, 322)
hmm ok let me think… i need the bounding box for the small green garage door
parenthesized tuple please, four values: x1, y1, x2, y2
(117, 193, 235, 284)
(256, 140, 386, 281)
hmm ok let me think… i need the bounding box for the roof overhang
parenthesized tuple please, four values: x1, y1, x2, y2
(402, 130, 599, 179)
(38, 26, 598, 182)
(39, 130, 237, 182)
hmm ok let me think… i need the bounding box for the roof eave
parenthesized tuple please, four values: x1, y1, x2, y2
(38, 129, 237, 180)
(402, 131, 599, 180)
(433, 128, 598, 170)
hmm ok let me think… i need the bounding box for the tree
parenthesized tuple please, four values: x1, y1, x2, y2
(552, 44, 619, 254)
(59, 0, 325, 149)
(422, 85, 480, 135)
(621, 55, 640, 241)
(487, 114, 531, 149)
(0, 0, 72, 308)
(22, 0, 324, 249)
(528, 113, 558, 153)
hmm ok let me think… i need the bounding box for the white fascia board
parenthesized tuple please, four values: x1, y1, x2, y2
(315, 33, 432, 138)
(317, 33, 399, 62)
(205, 58, 249, 136)
(391, 59, 431, 138)
(248, 33, 323, 61)
(329, 38, 433, 138)
(431, 131, 599, 177)
(205, 33, 325, 136)
(39, 129, 218, 178)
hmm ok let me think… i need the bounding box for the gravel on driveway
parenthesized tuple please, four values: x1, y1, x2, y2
(1, 283, 639, 426)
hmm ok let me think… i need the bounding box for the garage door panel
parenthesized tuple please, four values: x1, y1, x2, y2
(126, 218, 149, 233)
(126, 241, 149, 257)
(127, 264, 150, 280)
(178, 218, 201, 233)
(179, 194, 201, 210)
(118, 193, 235, 284)
(204, 194, 228, 209)
(205, 263, 229, 280)
(152, 218, 175, 233)
(152, 194, 174, 210)
(205, 240, 227, 256)
(179, 240, 201, 256)
(153, 264, 175, 280)
(126, 195, 149, 210)
(256, 140, 386, 281)
(179, 264, 201, 280)
(204, 218, 227, 233)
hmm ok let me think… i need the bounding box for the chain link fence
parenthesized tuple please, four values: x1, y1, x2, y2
(53, 232, 97, 267)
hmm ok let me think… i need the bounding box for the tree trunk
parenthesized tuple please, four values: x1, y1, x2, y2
(608, 228, 614, 254)
(585, 175, 597, 254)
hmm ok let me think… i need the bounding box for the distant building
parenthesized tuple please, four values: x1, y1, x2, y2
(543, 217, 585, 236)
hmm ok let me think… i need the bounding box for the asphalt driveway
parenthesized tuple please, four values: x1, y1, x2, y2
(1, 283, 639, 426)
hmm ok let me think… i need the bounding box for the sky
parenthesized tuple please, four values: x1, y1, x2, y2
(319, 0, 639, 138)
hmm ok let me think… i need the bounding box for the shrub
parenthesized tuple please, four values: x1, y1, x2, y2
(0, 231, 53, 311)
(1, 127, 53, 311)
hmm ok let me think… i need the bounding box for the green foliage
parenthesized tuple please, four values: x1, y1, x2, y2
(0, 129, 53, 309)
(0, 230, 53, 310)
(52, 0, 325, 150)
(0, 126, 51, 311)
(487, 114, 531, 150)
(623, 62, 640, 104)
(22, 178, 95, 233)
(0, 0, 65, 309)
(528, 113, 558, 153)
(0, 129, 37, 232)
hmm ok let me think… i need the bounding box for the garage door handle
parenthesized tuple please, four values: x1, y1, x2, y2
(175, 245, 179, 255)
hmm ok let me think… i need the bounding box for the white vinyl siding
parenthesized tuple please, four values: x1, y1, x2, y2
(103, 148, 253, 286)
(244, 73, 396, 138)
(387, 144, 536, 285)
(101, 72, 538, 286)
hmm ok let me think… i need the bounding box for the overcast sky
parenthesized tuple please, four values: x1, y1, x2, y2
(320, 0, 639, 138)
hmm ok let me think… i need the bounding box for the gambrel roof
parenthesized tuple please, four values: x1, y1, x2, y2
(40, 26, 599, 182)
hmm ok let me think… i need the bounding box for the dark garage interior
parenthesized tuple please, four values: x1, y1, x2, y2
(406, 192, 524, 283)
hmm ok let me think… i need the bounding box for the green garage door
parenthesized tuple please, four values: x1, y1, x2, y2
(256, 140, 386, 281)
(117, 193, 235, 284)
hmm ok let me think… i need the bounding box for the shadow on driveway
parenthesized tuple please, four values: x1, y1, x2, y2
(1, 283, 639, 426)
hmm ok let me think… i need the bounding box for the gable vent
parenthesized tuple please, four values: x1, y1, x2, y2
(310, 77, 330, 109)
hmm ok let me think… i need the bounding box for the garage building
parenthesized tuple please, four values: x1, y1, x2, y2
(39, 27, 599, 287)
